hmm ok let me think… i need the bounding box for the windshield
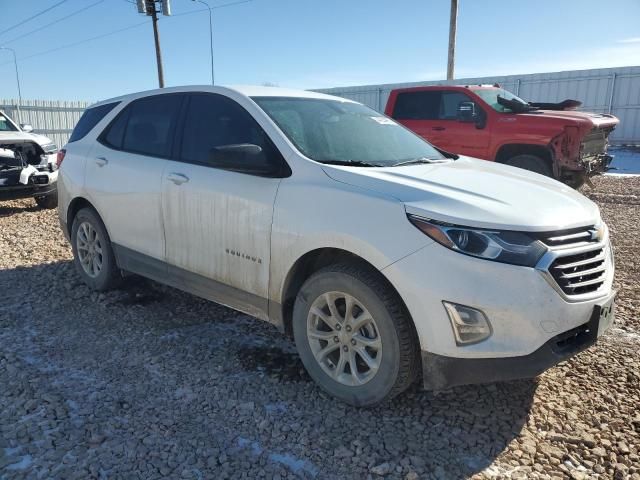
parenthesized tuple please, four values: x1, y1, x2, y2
(0, 113, 18, 132)
(473, 88, 529, 113)
(252, 97, 445, 166)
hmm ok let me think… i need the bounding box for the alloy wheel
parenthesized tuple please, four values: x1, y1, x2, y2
(306, 291, 383, 386)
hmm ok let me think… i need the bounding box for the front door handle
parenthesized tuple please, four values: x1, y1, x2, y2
(95, 157, 108, 167)
(167, 173, 189, 185)
(432, 126, 446, 131)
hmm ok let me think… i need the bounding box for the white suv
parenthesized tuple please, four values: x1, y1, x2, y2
(58, 86, 616, 406)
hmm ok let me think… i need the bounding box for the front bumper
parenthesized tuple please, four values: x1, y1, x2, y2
(381, 231, 615, 388)
(0, 177, 57, 201)
(421, 295, 614, 389)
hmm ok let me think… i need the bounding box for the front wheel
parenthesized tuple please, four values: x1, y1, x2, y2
(292, 264, 419, 407)
(504, 154, 552, 177)
(34, 191, 58, 209)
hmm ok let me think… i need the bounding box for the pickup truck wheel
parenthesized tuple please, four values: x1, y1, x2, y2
(504, 154, 552, 177)
(71, 208, 121, 291)
(292, 264, 419, 407)
(34, 191, 58, 209)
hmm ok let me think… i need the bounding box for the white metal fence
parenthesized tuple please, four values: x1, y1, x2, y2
(315, 66, 640, 145)
(1, 66, 638, 147)
(0, 99, 92, 148)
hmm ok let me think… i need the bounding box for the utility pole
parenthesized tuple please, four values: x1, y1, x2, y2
(136, 0, 171, 88)
(447, 0, 458, 81)
(150, 2, 164, 88)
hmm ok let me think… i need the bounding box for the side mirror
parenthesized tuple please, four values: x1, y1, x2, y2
(20, 123, 33, 133)
(456, 102, 477, 123)
(209, 143, 278, 176)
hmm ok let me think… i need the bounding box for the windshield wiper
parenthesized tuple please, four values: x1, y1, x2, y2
(319, 160, 383, 167)
(391, 157, 443, 167)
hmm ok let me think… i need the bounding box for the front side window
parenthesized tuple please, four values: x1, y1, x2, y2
(253, 97, 445, 166)
(101, 94, 182, 157)
(179, 93, 281, 172)
(440, 92, 475, 119)
(392, 91, 440, 120)
(0, 113, 18, 132)
(69, 102, 118, 142)
(473, 88, 529, 113)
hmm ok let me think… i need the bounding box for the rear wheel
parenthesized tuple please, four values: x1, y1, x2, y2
(71, 207, 121, 291)
(292, 264, 419, 407)
(34, 191, 58, 209)
(504, 154, 552, 177)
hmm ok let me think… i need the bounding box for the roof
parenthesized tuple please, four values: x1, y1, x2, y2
(92, 85, 354, 108)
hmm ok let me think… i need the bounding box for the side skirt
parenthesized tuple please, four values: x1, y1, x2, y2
(112, 244, 273, 323)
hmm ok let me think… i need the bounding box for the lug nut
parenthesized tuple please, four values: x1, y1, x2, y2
(334, 336, 339, 343)
(346, 325, 352, 332)
(350, 339, 356, 346)
(342, 345, 348, 352)
(335, 324, 341, 330)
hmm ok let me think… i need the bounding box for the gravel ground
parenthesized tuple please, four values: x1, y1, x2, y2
(0, 175, 639, 480)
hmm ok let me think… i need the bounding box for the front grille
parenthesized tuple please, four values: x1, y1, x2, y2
(539, 226, 609, 296)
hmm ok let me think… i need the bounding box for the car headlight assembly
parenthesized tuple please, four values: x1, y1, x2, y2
(408, 215, 547, 267)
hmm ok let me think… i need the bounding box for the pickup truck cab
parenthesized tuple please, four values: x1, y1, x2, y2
(58, 86, 615, 406)
(385, 85, 619, 188)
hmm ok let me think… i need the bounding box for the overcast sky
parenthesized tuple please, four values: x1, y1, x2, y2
(0, 0, 639, 101)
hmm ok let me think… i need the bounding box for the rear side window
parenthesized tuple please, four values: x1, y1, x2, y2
(392, 91, 440, 120)
(99, 94, 182, 158)
(68, 102, 118, 142)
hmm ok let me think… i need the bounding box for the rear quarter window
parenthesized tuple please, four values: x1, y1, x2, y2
(392, 91, 440, 120)
(68, 102, 119, 143)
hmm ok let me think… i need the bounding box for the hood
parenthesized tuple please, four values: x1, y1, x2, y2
(322, 156, 600, 232)
(0, 131, 54, 146)
(519, 110, 618, 129)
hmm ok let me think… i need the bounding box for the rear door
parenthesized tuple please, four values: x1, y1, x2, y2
(86, 93, 183, 266)
(389, 90, 444, 145)
(160, 93, 286, 319)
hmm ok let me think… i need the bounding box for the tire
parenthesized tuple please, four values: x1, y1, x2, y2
(565, 172, 587, 189)
(34, 191, 58, 209)
(292, 263, 420, 407)
(71, 207, 122, 291)
(504, 154, 552, 177)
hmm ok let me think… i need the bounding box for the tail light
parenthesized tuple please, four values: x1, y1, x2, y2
(56, 149, 66, 169)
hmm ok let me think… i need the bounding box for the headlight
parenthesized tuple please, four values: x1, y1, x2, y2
(408, 215, 547, 267)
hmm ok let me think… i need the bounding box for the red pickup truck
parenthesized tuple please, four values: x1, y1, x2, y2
(385, 85, 619, 188)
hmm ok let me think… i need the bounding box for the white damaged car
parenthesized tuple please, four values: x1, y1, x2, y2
(0, 109, 59, 208)
(57, 86, 616, 406)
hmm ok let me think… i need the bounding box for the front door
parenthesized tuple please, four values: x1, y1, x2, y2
(161, 93, 286, 319)
(434, 91, 491, 159)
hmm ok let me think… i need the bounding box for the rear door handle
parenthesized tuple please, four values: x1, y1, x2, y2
(95, 157, 108, 167)
(167, 173, 189, 185)
(432, 126, 446, 131)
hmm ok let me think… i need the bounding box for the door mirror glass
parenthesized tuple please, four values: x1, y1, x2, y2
(456, 102, 477, 122)
(20, 123, 33, 133)
(209, 143, 277, 175)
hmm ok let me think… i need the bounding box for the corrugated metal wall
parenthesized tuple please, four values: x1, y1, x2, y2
(1, 66, 638, 146)
(314, 66, 640, 145)
(0, 99, 92, 148)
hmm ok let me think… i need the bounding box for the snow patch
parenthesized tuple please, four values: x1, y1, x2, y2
(6, 455, 32, 470)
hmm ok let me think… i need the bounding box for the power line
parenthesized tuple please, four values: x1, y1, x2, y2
(0, 0, 262, 68)
(0, 0, 70, 38)
(0, 20, 150, 67)
(2, 0, 105, 46)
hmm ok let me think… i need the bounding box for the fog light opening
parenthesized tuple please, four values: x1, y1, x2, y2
(443, 301, 492, 346)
